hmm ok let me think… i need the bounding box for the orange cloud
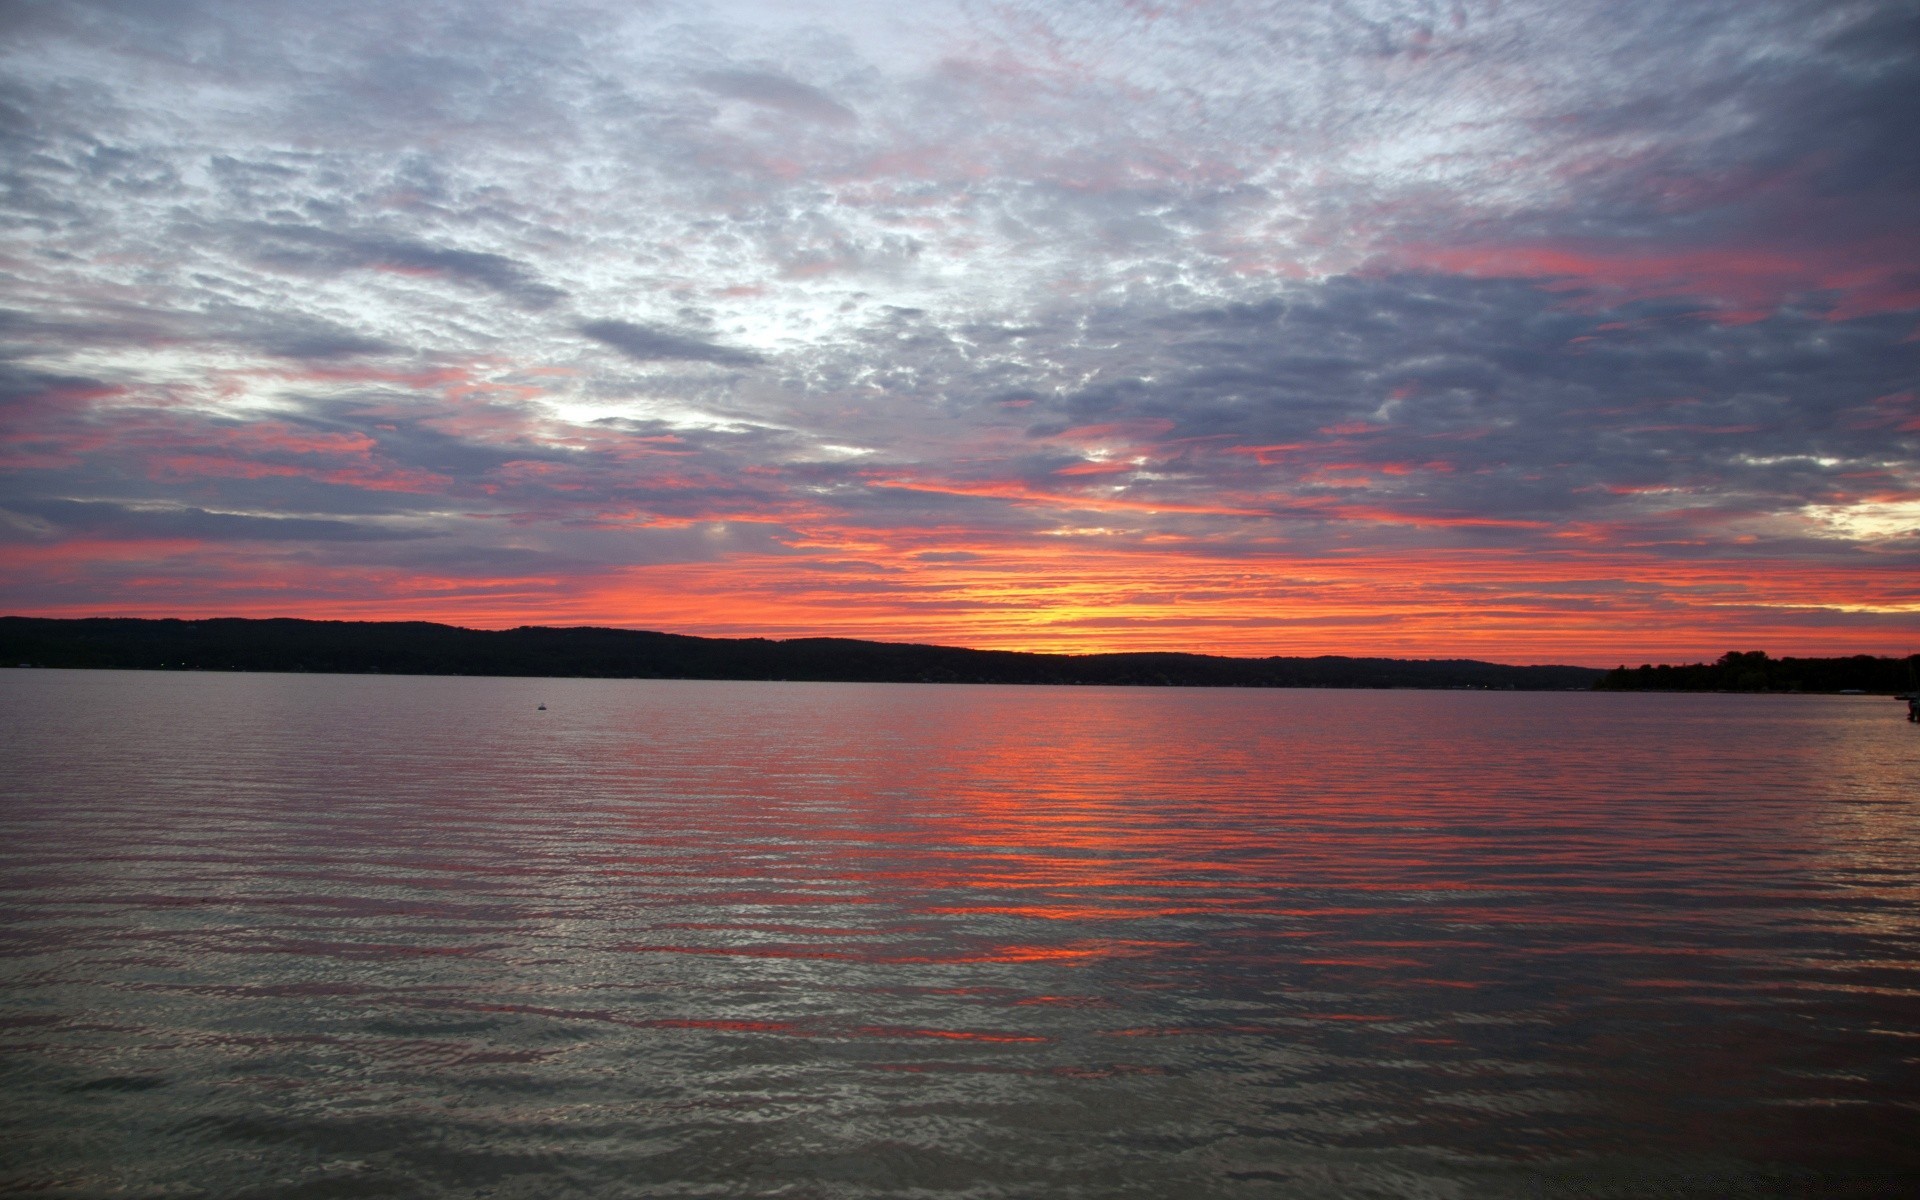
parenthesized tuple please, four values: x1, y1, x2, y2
(13, 527, 1910, 667)
(1399, 238, 1920, 322)
(869, 476, 1269, 517)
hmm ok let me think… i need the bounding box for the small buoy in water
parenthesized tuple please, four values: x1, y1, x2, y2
(537, 703, 547, 711)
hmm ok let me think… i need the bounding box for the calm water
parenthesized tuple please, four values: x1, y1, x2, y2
(2, 669, 1918, 1199)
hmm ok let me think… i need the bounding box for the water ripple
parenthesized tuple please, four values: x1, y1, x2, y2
(3, 670, 1918, 1197)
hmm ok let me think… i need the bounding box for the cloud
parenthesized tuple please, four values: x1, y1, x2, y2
(0, 303, 397, 362)
(578, 320, 765, 367)
(0, 0, 1914, 657)
(695, 69, 858, 125)
(239, 224, 567, 309)
(244, 326, 398, 360)
(0, 498, 433, 543)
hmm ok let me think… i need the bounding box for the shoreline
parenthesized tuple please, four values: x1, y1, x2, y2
(4, 617, 1913, 694)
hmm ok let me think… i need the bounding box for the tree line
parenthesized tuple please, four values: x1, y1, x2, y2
(2, 617, 1602, 690)
(1595, 650, 1920, 693)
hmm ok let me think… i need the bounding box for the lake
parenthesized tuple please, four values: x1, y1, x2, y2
(2, 669, 1917, 1198)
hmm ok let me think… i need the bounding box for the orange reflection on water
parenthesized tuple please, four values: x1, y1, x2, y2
(7, 670, 1919, 1188)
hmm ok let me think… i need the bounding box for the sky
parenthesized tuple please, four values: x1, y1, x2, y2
(2, 0, 1917, 664)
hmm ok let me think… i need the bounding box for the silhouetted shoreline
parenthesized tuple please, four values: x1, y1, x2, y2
(1595, 650, 1920, 695)
(6, 618, 1913, 693)
(2, 616, 1606, 690)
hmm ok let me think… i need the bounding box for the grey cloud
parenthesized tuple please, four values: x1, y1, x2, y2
(270, 397, 542, 484)
(579, 319, 764, 367)
(0, 304, 178, 353)
(207, 304, 401, 359)
(0, 361, 118, 415)
(0, 498, 432, 543)
(266, 392, 809, 518)
(695, 69, 856, 125)
(245, 326, 396, 360)
(1005, 274, 1920, 530)
(240, 224, 566, 308)
(1759, 8, 1920, 204)
(795, 268, 1913, 544)
(1437, 2, 1920, 256)
(0, 301, 396, 361)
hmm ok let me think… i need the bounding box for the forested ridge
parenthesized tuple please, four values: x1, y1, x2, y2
(2, 617, 1603, 690)
(1596, 650, 1919, 693)
(10, 619, 1911, 693)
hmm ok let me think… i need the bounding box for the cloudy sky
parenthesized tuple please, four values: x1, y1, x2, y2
(2, 0, 1917, 663)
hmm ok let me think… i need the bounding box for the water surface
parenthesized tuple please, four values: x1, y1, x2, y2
(2, 669, 1917, 1197)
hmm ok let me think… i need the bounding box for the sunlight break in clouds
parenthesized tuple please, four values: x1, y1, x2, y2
(1, 0, 1916, 662)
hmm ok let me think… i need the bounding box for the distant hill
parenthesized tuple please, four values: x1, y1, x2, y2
(1596, 650, 1920, 694)
(0, 616, 1605, 691)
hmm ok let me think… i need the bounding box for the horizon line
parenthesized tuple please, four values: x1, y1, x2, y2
(5, 613, 1915, 673)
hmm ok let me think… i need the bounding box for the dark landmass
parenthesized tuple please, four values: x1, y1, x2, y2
(1596, 650, 1920, 694)
(0, 616, 1607, 690)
